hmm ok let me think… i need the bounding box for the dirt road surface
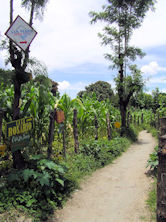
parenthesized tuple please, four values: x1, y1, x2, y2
(53, 131, 157, 222)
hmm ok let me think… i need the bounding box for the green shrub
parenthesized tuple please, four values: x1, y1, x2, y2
(63, 153, 97, 183)
(146, 179, 157, 221)
(79, 137, 131, 167)
(0, 155, 76, 221)
(147, 146, 158, 175)
(123, 125, 139, 142)
(145, 124, 159, 138)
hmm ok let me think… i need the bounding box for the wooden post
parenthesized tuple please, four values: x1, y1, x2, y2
(157, 112, 160, 130)
(134, 114, 136, 124)
(127, 112, 130, 127)
(141, 113, 144, 124)
(47, 109, 56, 159)
(150, 115, 153, 127)
(94, 115, 99, 140)
(106, 113, 111, 140)
(73, 109, 79, 153)
(0, 109, 5, 144)
(12, 77, 25, 169)
(157, 117, 166, 221)
(137, 116, 140, 126)
(130, 114, 132, 124)
(62, 126, 66, 159)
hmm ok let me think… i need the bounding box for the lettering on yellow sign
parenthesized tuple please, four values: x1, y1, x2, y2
(7, 117, 33, 137)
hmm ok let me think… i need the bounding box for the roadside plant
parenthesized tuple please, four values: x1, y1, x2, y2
(147, 145, 158, 175)
(0, 155, 75, 221)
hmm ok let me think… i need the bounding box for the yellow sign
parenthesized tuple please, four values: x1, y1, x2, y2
(0, 144, 7, 156)
(6, 117, 33, 138)
(114, 122, 121, 129)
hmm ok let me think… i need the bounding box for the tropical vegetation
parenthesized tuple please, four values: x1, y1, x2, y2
(0, 0, 164, 221)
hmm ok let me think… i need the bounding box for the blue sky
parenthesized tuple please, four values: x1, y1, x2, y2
(0, 0, 166, 98)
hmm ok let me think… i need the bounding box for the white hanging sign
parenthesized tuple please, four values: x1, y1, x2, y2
(5, 15, 37, 51)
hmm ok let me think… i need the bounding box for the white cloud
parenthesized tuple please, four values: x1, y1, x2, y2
(108, 80, 116, 90)
(141, 61, 166, 76)
(0, 0, 107, 71)
(1, 0, 166, 72)
(148, 77, 166, 84)
(131, 0, 166, 48)
(58, 81, 88, 98)
(58, 81, 70, 91)
(161, 89, 166, 94)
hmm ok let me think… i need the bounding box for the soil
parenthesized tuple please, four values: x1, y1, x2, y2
(52, 130, 157, 222)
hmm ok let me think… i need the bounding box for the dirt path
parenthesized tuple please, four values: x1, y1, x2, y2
(53, 131, 157, 222)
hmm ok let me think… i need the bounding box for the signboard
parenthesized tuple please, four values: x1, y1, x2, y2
(6, 117, 33, 151)
(114, 121, 121, 129)
(55, 110, 65, 124)
(5, 15, 37, 51)
(0, 144, 6, 156)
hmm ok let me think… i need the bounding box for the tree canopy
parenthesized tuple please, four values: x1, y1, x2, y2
(89, 0, 156, 134)
(77, 81, 114, 102)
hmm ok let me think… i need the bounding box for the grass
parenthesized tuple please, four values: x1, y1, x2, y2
(145, 125, 158, 221)
(146, 179, 157, 221)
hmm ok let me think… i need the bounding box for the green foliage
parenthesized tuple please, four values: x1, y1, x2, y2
(123, 125, 139, 142)
(130, 91, 153, 109)
(64, 154, 97, 184)
(89, 0, 155, 131)
(21, 0, 49, 20)
(0, 156, 75, 221)
(80, 137, 131, 167)
(77, 81, 114, 102)
(146, 179, 157, 221)
(146, 125, 158, 138)
(147, 146, 158, 174)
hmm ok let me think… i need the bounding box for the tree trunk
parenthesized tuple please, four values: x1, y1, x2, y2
(47, 109, 56, 159)
(118, 54, 127, 136)
(130, 114, 132, 124)
(141, 113, 144, 124)
(157, 117, 166, 222)
(127, 111, 130, 127)
(12, 78, 25, 169)
(10, 0, 13, 25)
(157, 112, 160, 130)
(120, 104, 127, 136)
(106, 113, 111, 140)
(134, 114, 136, 124)
(13, 79, 21, 120)
(73, 109, 79, 154)
(137, 116, 140, 126)
(62, 126, 66, 158)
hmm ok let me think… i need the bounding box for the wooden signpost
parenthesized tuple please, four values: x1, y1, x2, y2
(5, 15, 37, 168)
(55, 110, 65, 124)
(6, 117, 33, 151)
(5, 15, 37, 51)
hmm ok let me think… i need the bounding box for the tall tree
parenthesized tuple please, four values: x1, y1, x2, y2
(8, 0, 49, 169)
(77, 81, 114, 102)
(90, 0, 155, 135)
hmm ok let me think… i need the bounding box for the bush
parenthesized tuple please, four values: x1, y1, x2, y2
(63, 153, 97, 184)
(145, 124, 159, 138)
(79, 137, 131, 167)
(147, 146, 158, 175)
(0, 155, 76, 221)
(146, 179, 157, 221)
(123, 125, 139, 142)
